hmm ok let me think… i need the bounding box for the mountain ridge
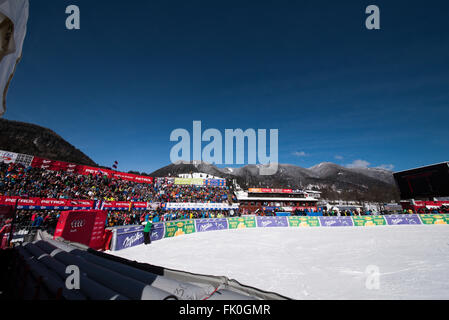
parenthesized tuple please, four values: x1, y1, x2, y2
(149, 161, 399, 202)
(0, 118, 97, 166)
(0, 119, 399, 202)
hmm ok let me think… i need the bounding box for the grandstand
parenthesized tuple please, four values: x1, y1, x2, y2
(235, 188, 319, 215)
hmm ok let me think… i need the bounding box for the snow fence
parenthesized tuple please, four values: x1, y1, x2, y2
(110, 214, 449, 251)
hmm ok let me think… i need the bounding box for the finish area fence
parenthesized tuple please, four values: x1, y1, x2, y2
(109, 214, 449, 251)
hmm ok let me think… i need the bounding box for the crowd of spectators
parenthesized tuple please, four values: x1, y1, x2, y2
(106, 207, 239, 227)
(416, 206, 449, 214)
(14, 209, 59, 233)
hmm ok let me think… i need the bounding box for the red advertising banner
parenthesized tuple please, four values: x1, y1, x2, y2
(248, 188, 293, 194)
(0, 196, 20, 206)
(40, 198, 68, 207)
(30, 156, 153, 184)
(102, 201, 131, 210)
(67, 199, 95, 207)
(54, 210, 107, 250)
(132, 202, 148, 209)
(113, 172, 139, 181)
(17, 197, 41, 206)
(78, 165, 114, 177)
(0, 196, 95, 209)
(1, 197, 152, 210)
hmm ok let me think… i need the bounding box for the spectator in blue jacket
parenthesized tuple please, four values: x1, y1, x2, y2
(32, 214, 44, 227)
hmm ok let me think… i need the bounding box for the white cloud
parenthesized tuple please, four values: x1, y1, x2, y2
(346, 160, 395, 171)
(335, 155, 344, 160)
(376, 164, 395, 171)
(346, 159, 370, 168)
(293, 151, 308, 157)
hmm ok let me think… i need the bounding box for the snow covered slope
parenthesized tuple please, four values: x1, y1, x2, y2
(111, 225, 449, 300)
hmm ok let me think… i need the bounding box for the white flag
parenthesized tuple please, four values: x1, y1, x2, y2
(0, 0, 29, 117)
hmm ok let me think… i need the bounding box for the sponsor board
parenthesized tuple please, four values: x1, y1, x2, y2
(112, 223, 165, 250)
(151, 223, 165, 241)
(53, 210, 107, 250)
(419, 214, 449, 225)
(384, 214, 422, 225)
(352, 216, 387, 227)
(319, 216, 354, 227)
(288, 216, 320, 227)
(248, 188, 293, 194)
(256, 216, 289, 228)
(0, 150, 18, 164)
(116, 229, 144, 250)
(205, 179, 226, 187)
(195, 218, 228, 232)
(228, 216, 256, 229)
(174, 178, 204, 185)
(164, 202, 237, 210)
(165, 219, 196, 238)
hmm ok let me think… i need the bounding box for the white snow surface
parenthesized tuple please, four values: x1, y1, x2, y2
(110, 225, 449, 300)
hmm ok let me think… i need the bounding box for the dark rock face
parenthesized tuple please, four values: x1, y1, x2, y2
(0, 118, 96, 166)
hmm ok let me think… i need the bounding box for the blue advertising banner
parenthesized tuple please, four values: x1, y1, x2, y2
(151, 223, 165, 241)
(116, 225, 143, 235)
(205, 179, 226, 187)
(115, 227, 144, 251)
(256, 216, 289, 228)
(113, 223, 165, 251)
(275, 212, 291, 216)
(195, 218, 228, 232)
(319, 216, 354, 227)
(384, 214, 422, 225)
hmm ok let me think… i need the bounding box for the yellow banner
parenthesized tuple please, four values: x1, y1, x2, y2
(174, 178, 204, 185)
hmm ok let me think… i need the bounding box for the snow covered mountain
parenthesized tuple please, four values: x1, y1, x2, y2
(150, 161, 399, 202)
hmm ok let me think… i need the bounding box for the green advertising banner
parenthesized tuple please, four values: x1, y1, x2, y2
(228, 216, 256, 229)
(352, 216, 387, 226)
(164, 220, 196, 238)
(288, 216, 320, 227)
(419, 214, 449, 225)
(174, 178, 204, 185)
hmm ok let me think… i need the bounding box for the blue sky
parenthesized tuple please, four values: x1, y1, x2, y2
(4, 0, 449, 173)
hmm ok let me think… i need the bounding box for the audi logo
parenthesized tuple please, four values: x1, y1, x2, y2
(71, 220, 86, 228)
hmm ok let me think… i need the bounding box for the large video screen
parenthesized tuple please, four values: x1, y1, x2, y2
(394, 163, 449, 199)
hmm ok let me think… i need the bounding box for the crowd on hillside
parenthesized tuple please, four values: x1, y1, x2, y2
(0, 163, 233, 203)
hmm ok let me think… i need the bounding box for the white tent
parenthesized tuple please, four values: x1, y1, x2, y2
(0, 0, 29, 117)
